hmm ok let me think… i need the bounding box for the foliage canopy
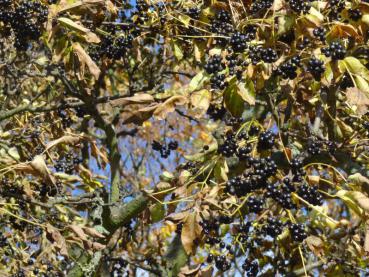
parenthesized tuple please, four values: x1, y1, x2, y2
(0, 0, 369, 276)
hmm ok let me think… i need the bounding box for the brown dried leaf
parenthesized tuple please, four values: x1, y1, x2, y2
(83, 227, 105, 239)
(57, 18, 100, 43)
(181, 213, 202, 255)
(364, 221, 369, 252)
(110, 94, 154, 107)
(349, 191, 369, 212)
(69, 225, 88, 241)
(46, 135, 83, 151)
(46, 224, 68, 257)
(328, 23, 361, 40)
(90, 141, 109, 168)
(178, 265, 201, 277)
(198, 267, 213, 277)
(58, 0, 105, 13)
(345, 87, 369, 115)
(154, 96, 188, 120)
(306, 235, 324, 257)
(72, 43, 101, 80)
(122, 104, 158, 125)
(30, 155, 56, 185)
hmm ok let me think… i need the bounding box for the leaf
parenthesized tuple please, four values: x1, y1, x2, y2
(361, 14, 369, 26)
(83, 227, 105, 239)
(57, 18, 100, 43)
(306, 235, 324, 257)
(214, 159, 228, 182)
(122, 104, 158, 125)
(58, 0, 105, 13)
(30, 155, 56, 185)
(178, 265, 201, 277)
(154, 95, 188, 120)
(173, 42, 184, 61)
(189, 71, 209, 92)
(348, 191, 369, 212)
(364, 221, 369, 252)
(237, 79, 256, 105)
(150, 203, 165, 223)
(224, 77, 244, 117)
(110, 94, 154, 107)
(46, 135, 83, 151)
(46, 224, 68, 257)
(178, 14, 191, 27)
(305, 7, 324, 26)
(345, 87, 369, 115)
(336, 190, 363, 216)
(190, 89, 211, 117)
(72, 43, 101, 80)
(69, 225, 88, 241)
(344, 57, 369, 81)
(277, 15, 295, 35)
(7, 147, 20, 161)
(90, 141, 109, 168)
(328, 23, 360, 40)
(348, 173, 369, 187)
(354, 75, 369, 95)
(181, 213, 202, 255)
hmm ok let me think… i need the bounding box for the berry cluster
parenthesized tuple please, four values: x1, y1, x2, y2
(307, 139, 323, 155)
(152, 140, 178, 158)
(286, 0, 311, 14)
(313, 27, 326, 42)
(207, 105, 226, 120)
(251, 0, 274, 14)
(276, 56, 301, 80)
(307, 58, 325, 80)
(322, 41, 346, 60)
(289, 223, 308, 242)
(249, 47, 278, 65)
(262, 217, 283, 238)
(266, 180, 295, 209)
(247, 196, 264, 213)
(0, 1, 48, 50)
(297, 184, 324, 206)
(242, 259, 259, 277)
(204, 55, 225, 74)
(55, 152, 82, 174)
(348, 8, 362, 21)
(229, 32, 247, 52)
(210, 74, 227, 90)
(257, 130, 276, 150)
(218, 133, 238, 157)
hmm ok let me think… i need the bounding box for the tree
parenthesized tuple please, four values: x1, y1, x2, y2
(0, 0, 369, 276)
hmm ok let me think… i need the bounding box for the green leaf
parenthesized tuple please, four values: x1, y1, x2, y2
(354, 75, 369, 95)
(344, 57, 369, 81)
(160, 171, 174, 182)
(214, 159, 228, 182)
(277, 15, 295, 35)
(150, 203, 165, 223)
(224, 77, 244, 117)
(237, 79, 255, 105)
(173, 42, 183, 61)
(188, 71, 208, 92)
